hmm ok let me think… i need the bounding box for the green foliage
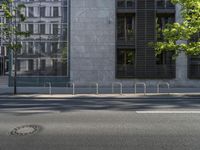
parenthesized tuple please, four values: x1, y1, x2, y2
(61, 44, 68, 64)
(0, 0, 29, 52)
(152, 0, 200, 57)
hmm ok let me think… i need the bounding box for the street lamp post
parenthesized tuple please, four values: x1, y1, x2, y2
(12, 1, 17, 94)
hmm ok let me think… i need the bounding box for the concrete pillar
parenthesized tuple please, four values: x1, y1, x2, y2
(175, 4, 188, 85)
(70, 0, 116, 84)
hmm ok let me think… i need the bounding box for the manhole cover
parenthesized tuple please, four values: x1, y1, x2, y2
(10, 125, 41, 136)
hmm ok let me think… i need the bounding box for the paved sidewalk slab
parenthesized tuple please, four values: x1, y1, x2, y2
(0, 93, 200, 99)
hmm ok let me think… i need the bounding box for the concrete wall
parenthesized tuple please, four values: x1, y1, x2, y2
(70, 2, 200, 88)
(70, 0, 116, 85)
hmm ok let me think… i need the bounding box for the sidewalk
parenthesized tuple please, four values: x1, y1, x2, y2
(0, 76, 8, 89)
(1, 76, 200, 95)
(0, 87, 200, 98)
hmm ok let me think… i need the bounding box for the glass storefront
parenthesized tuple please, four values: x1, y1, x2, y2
(13, 0, 69, 77)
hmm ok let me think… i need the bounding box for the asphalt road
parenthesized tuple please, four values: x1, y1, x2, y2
(0, 96, 200, 150)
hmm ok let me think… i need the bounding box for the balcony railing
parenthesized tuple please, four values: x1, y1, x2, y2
(117, 36, 135, 46)
(117, 0, 174, 9)
(156, 0, 175, 9)
(116, 64, 175, 78)
(116, 64, 135, 77)
(117, 0, 135, 9)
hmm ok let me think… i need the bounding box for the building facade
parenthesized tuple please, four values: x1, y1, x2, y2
(2, 0, 200, 87)
(70, 0, 200, 87)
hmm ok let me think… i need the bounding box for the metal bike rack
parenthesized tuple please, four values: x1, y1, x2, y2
(135, 82, 146, 95)
(89, 82, 99, 95)
(157, 82, 170, 94)
(112, 82, 123, 95)
(44, 82, 52, 95)
(66, 82, 75, 95)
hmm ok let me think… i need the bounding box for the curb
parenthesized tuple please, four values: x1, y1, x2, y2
(0, 93, 200, 99)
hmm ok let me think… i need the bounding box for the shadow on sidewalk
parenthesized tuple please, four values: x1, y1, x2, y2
(0, 95, 200, 115)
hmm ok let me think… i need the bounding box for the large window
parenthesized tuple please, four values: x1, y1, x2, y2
(53, 7, 59, 17)
(53, 24, 58, 35)
(28, 59, 34, 71)
(117, 14, 135, 45)
(117, 0, 135, 9)
(28, 24, 34, 34)
(157, 15, 175, 40)
(189, 33, 200, 78)
(16, 60, 21, 71)
(52, 42, 58, 53)
(28, 7, 34, 17)
(117, 49, 135, 77)
(156, 0, 174, 9)
(28, 42, 33, 54)
(156, 15, 175, 64)
(39, 24, 45, 34)
(15, 0, 69, 77)
(40, 59, 46, 71)
(40, 7, 45, 17)
(40, 42, 45, 53)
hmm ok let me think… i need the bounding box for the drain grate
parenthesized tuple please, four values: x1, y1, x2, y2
(10, 125, 41, 136)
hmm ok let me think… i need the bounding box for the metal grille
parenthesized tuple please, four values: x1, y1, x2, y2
(116, 0, 175, 78)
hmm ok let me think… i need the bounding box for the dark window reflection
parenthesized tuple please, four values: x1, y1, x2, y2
(117, 0, 135, 8)
(28, 42, 33, 54)
(52, 42, 58, 53)
(28, 7, 34, 17)
(16, 60, 21, 71)
(39, 24, 45, 34)
(40, 7, 45, 17)
(117, 49, 135, 77)
(117, 14, 135, 44)
(53, 24, 58, 35)
(63, 7, 68, 22)
(156, 0, 175, 9)
(40, 59, 46, 71)
(28, 24, 34, 34)
(28, 60, 34, 71)
(40, 42, 45, 54)
(53, 7, 59, 17)
(117, 49, 134, 65)
(157, 15, 175, 41)
(189, 33, 200, 78)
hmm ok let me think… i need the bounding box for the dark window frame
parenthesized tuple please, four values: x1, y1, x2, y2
(28, 59, 34, 71)
(53, 7, 59, 17)
(40, 7, 46, 17)
(28, 24, 34, 34)
(28, 7, 34, 17)
(39, 24, 46, 34)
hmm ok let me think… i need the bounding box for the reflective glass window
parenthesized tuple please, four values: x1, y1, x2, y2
(14, 0, 69, 77)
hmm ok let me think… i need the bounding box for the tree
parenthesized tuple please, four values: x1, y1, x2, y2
(0, 0, 30, 94)
(152, 0, 200, 57)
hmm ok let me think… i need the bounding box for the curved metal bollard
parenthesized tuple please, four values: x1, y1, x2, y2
(157, 82, 170, 94)
(44, 82, 52, 95)
(66, 82, 75, 95)
(112, 82, 123, 95)
(89, 82, 99, 95)
(135, 82, 146, 95)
